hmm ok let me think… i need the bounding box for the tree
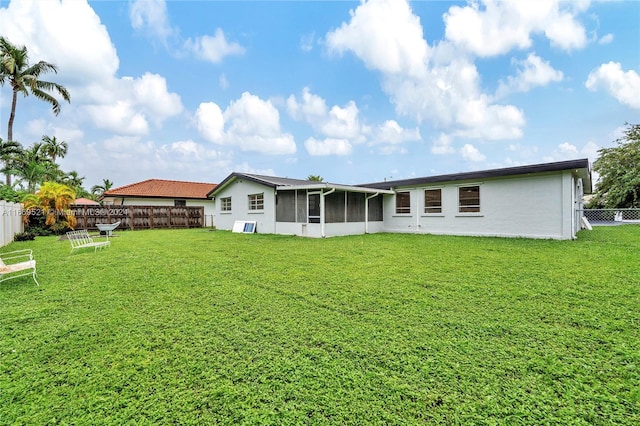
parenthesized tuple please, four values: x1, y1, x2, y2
(0, 36, 70, 185)
(41, 135, 68, 163)
(91, 178, 113, 198)
(0, 137, 23, 185)
(10, 142, 61, 192)
(22, 181, 77, 232)
(591, 123, 640, 208)
(307, 175, 324, 182)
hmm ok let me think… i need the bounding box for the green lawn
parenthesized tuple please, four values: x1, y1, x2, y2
(1, 227, 639, 424)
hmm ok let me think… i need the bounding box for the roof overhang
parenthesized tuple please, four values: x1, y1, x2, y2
(276, 183, 394, 195)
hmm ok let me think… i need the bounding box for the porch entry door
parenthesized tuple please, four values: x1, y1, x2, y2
(308, 192, 321, 223)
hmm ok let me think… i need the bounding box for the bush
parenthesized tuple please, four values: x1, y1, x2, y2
(13, 231, 35, 242)
(25, 225, 53, 236)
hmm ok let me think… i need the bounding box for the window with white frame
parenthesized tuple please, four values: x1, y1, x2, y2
(424, 189, 442, 214)
(220, 197, 232, 212)
(458, 186, 480, 213)
(248, 193, 264, 211)
(395, 191, 411, 214)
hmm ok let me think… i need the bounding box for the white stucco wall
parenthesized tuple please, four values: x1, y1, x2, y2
(213, 179, 276, 234)
(381, 171, 579, 240)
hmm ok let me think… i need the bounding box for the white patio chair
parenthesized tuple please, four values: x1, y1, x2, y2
(0, 249, 39, 286)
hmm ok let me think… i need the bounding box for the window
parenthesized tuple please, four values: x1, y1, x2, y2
(395, 191, 411, 214)
(174, 199, 186, 207)
(248, 193, 264, 211)
(424, 189, 442, 214)
(221, 197, 232, 212)
(459, 186, 480, 213)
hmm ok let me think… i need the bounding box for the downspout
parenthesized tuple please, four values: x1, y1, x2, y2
(365, 192, 380, 234)
(320, 188, 336, 238)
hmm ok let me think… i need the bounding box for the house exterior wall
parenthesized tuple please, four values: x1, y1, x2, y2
(381, 171, 580, 240)
(213, 179, 277, 234)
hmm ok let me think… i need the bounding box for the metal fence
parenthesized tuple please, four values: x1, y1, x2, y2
(581, 209, 640, 226)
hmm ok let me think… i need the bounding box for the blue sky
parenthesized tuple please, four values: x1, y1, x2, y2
(1, 0, 639, 189)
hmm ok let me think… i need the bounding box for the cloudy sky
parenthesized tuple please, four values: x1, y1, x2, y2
(1, 0, 639, 189)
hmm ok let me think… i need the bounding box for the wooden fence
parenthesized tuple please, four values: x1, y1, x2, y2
(70, 205, 205, 231)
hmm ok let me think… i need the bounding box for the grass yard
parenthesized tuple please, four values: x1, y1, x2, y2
(1, 227, 639, 424)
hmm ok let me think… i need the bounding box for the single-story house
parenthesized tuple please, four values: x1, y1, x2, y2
(73, 197, 100, 206)
(208, 159, 591, 240)
(102, 179, 217, 225)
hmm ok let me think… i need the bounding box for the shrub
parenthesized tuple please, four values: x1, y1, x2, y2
(13, 231, 35, 242)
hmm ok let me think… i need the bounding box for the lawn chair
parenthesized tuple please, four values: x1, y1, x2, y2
(67, 230, 110, 253)
(0, 249, 39, 286)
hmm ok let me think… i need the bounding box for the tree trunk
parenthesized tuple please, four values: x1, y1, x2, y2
(6, 88, 18, 186)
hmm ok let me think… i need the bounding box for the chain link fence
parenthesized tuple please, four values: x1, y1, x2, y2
(581, 209, 640, 226)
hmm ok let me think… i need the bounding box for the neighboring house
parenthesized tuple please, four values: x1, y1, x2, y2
(102, 179, 217, 224)
(209, 159, 591, 240)
(74, 197, 100, 206)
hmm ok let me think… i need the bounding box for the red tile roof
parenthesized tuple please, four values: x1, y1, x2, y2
(74, 197, 100, 205)
(103, 179, 217, 200)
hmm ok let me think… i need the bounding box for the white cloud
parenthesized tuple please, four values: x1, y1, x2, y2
(304, 137, 352, 156)
(371, 120, 421, 145)
(543, 140, 600, 163)
(129, 0, 177, 45)
(496, 53, 563, 98)
(300, 32, 315, 52)
(326, 0, 526, 141)
(287, 87, 328, 124)
(196, 93, 297, 155)
(287, 88, 368, 143)
(585, 62, 640, 109)
(444, 0, 587, 57)
(598, 33, 613, 45)
(460, 143, 486, 162)
(0, 0, 119, 86)
(432, 133, 456, 155)
(129, 73, 184, 123)
(82, 73, 183, 135)
(326, 0, 429, 78)
(219, 74, 229, 90)
(184, 29, 245, 63)
(195, 102, 225, 143)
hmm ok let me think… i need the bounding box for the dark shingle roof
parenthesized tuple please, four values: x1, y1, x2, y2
(360, 159, 591, 191)
(208, 173, 313, 196)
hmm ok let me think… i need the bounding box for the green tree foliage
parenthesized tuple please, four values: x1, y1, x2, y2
(41, 135, 68, 163)
(22, 181, 77, 232)
(307, 175, 324, 182)
(0, 137, 23, 184)
(10, 142, 62, 192)
(591, 123, 640, 208)
(91, 178, 113, 198)
(0, 36, 70, 185)
(0, 183, 27, 202)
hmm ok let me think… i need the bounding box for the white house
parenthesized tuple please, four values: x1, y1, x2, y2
(208, 159, 591, 240)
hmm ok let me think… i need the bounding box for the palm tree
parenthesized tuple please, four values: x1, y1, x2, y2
(0, 137, 23, 185)
(10, 142, 61, 192)
(22, 181, 77, 232)
(91, 178, 114, 197)
(307, 175, 324, 182)
(62, 170, 86, 196)
(41, 135, 68, 163)
(0, 36, 70, 185)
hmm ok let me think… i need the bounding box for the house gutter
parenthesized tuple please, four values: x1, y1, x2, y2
(320, 188, 336, 238)
(365, 192, 380, 234)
